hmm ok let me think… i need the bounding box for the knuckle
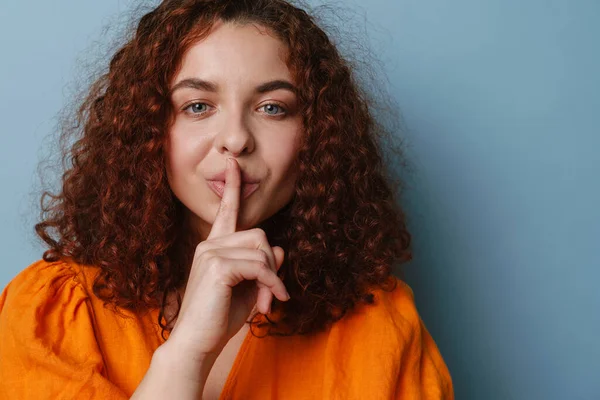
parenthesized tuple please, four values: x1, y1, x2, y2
(197, 248, 214, 262)
(195, 241, 207, 255)
(205, 253, 222, 269)
(257, 260, 269, 271)
(259, 251, 270, 266)
(252, 227, 268, 242)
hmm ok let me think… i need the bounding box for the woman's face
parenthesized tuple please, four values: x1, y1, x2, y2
(166, 20, 302, 240)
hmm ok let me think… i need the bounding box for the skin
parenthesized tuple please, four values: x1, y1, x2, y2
(135, 21, 300, 399)
(165, 19, 303, 242)
(159, 19, 301, 356)
(132, 156, 291, 400)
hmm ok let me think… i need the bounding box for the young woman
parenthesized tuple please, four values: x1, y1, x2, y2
(0, 0, 453, 398)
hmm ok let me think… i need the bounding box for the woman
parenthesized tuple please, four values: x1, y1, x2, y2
(0, 0, 453, 398)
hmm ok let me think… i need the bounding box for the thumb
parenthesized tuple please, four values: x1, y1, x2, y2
(272, 246, 285, 271)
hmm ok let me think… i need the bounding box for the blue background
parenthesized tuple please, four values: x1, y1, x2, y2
(1, 1, 598, 398)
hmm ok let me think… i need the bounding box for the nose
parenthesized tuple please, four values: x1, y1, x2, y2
(213, 110, 255, 157)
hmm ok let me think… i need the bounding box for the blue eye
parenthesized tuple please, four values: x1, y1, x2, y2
(261, 103, 286, 116)
(184, 102, 209, 114)
(182, 102, 287, 118)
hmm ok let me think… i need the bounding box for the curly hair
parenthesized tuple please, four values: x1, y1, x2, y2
(35, 0, 412, 340)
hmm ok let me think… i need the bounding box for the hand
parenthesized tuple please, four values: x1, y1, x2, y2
(165, 158, 290, 361)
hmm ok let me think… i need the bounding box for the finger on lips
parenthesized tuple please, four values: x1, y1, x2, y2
(206, 158, 279, 313)
(208, 159, 277, 274)
(208, 158, 241, 240)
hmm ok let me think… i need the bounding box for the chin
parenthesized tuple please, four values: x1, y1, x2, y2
(235, 210, 265, 231)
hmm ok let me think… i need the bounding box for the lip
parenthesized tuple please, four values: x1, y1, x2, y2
(207, 180, 259, 199)
(208, 170, 260, 184)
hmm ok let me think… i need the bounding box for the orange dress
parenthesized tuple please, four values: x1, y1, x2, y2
(0, 259, 453, 399)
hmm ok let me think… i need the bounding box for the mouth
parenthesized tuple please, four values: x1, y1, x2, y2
(206, 180, 260, 199)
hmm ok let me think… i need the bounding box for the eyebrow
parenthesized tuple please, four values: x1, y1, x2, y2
(169, 78, 298, 96)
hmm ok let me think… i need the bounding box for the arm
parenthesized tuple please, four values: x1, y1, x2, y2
(0, 261, 131, 399)
(390, 281, 454, 399)
(394, 317, 454, 400)
(130, 341, 219, 400)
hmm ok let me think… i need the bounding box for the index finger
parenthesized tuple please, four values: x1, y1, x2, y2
(208, 158, 241, 239)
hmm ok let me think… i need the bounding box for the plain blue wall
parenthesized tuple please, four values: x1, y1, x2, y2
(1, 1, 598, 399)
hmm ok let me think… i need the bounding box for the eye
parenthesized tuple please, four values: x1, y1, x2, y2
(260, 103, 287, 116)
(181, 102, 287, 117)
(182, 102, 210, 115)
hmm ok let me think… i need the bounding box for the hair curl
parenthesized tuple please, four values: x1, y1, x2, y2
(35, 0, 412, 340)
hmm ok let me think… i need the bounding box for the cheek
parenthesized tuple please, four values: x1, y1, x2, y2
(264, 136, 301, 188)
(269, 141, 298, 172)
(268, 125, 302, 164)
(166, 127, 211, 179)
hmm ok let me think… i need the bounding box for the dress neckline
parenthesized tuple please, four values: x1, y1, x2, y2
(147, 306, 257, 399)
(218, 323, 255, 400)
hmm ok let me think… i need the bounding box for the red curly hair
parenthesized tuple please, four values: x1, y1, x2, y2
(35, 0, 412, 340)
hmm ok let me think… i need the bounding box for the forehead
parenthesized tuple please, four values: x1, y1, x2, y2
(171, 21, 292, 86)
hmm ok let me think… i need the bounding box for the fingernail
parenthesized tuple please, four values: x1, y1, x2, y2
(285, 291, 291, 301)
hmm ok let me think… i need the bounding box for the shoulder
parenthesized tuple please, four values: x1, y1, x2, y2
(331, 277, 454, 398)
(324, 277, 424, 359)
(372, 276, 420, 319)
(0, 259, 131, 398)
(339, 276, 423, 339)
(0, 257, 103, 353)
(0, 258, 96, 309)
(0, 258, 105, 332)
